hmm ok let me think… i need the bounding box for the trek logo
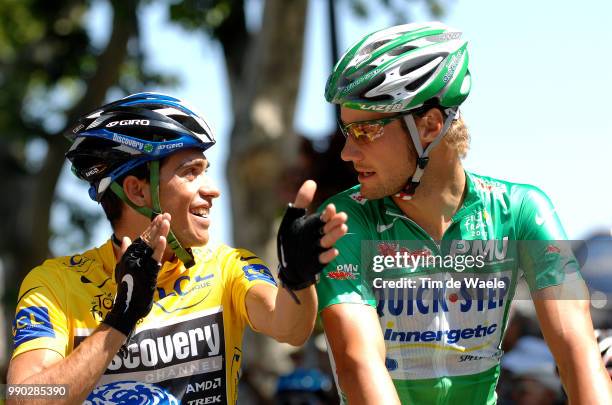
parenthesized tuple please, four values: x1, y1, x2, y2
(383, 321, 497, 344)
(187, 396, 222, 404)
(107, 322, 221, 371)
(106, 119, 150, 127)
(327, 264, 359, 280)
(449, 238, 509, 262)
(13, 306, 55, 347)
(376, 276, 511, 316)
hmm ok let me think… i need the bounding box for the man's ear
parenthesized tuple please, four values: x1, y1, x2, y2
(417, 108, 444, 147)
(123, 176, 149, 207)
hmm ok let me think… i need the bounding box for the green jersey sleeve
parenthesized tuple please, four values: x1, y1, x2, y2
(316, 190, 377, 312)
(512, 184, 581, 291)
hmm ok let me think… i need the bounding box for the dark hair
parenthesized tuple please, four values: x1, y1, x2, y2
(100, 163, 150, 227)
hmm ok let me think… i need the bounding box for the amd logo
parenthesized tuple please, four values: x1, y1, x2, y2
(106, 119, 150, 127)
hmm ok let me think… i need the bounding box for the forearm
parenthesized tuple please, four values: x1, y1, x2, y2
(552, 329, 612, 404)
(337, 360, 400, 405)
(534, 291, 612, 404)
(270, 285, 317, 345)
(246, 284, 317, 346)
(7, 324, 126, 405)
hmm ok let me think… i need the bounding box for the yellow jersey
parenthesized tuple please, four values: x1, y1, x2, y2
(12, 240, 277, 404)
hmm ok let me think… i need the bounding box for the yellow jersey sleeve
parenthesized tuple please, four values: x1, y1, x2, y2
(12, 262, 69, 359)
(220, 247, 277, 330)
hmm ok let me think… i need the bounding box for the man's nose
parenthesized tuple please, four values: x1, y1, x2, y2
(200, 178, 221, 199)
(340, 136, 363, 162)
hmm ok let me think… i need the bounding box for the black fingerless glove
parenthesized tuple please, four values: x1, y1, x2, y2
(103, 238, 161, 337)
(277, 204, 327, 291)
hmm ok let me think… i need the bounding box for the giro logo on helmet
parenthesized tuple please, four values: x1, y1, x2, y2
(106, 119, 151, 128)
(157, 142, 184, 151)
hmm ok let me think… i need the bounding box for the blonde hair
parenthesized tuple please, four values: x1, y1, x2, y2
(443, 117, 470, 158)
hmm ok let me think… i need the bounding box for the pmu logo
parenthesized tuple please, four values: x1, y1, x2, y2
(449, 238, 509, 262)
(327, 264, 359, 280)
(376, 276, 510, 317)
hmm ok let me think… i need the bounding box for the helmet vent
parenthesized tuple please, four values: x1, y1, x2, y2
(359, 40, 390, 56)
(404, 69, 436, 91)
(387, 45, 416, 56)
(399, 54, 444, 76)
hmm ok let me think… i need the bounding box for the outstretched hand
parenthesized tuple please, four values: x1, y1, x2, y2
(292, 180, 348, 264)
(276, 180, 348, 293)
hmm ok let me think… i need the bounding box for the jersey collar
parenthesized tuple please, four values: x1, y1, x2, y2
(382, 170, 483, 222)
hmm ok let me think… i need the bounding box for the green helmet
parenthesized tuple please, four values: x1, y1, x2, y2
(325, 21, 470, 113)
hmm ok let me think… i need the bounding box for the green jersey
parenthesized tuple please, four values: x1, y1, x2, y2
(316, 172, 579, 405)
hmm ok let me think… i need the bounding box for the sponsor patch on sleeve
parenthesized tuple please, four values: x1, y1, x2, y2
(349, 192, 368, 205)
(13, 306, 55, 348)
(242, 264, 277, 286)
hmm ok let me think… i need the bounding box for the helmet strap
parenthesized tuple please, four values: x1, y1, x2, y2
(395, 107, 459, 201)
(109, 160, 196, 268)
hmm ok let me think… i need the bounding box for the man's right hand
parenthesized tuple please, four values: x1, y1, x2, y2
(103, 213, 170, 336)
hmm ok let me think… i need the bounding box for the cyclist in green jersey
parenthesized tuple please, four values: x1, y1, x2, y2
(316, 22, 611, 404)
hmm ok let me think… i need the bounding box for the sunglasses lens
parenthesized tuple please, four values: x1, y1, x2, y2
(347, 123, 384, 143)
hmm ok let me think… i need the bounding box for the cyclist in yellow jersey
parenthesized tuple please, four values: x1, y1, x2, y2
(7, 93, 348, 404)
(318, 22, 611, 404)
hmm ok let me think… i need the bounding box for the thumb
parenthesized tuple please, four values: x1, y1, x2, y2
(293, 180, 317, 209)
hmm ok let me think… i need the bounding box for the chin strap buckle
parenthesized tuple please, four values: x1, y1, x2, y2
(417, 157, 429, 169)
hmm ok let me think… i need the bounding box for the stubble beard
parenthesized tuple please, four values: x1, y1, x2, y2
(359, 172, 409, 200)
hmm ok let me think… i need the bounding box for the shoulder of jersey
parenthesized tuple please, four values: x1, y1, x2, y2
(191, 242, 260, 264)
(468, 172, 545, 202)
(324, 184, 371, 208)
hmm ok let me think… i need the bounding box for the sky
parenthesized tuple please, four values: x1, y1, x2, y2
(52, 0, 612, 254)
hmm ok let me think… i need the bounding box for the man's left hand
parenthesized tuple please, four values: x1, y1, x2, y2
(277, 180, 348, 291)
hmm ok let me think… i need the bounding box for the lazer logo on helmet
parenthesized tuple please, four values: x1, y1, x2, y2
(106, 119, 151, 127)
(383, 322, 497, 344)
(112, 134, 145, 150)
(359, 103, 405, 113)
